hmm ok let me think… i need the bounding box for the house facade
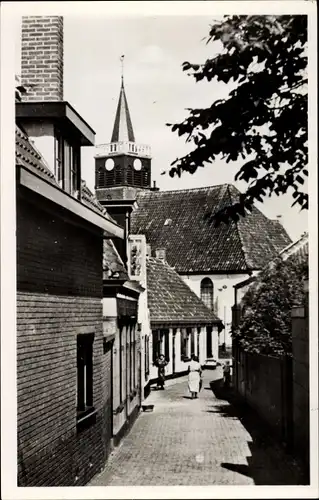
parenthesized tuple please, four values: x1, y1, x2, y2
(16, 16, 124, 486)
(145, 252, 223, 384)
(102, 238, 144, 444)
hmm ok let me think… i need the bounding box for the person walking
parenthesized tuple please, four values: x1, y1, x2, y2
(223, 360, 231, 389)
(155, 354, 168, 390)
(188, 354, 202, 399)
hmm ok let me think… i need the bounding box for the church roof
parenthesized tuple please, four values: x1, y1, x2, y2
(131, 184, 292, 274)
(111, 78, 135, 143)
(146, 257, 222, 328)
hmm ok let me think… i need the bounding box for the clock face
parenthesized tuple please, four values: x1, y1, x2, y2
(105, 158, 114, 171)
(133, 158, 142, 171)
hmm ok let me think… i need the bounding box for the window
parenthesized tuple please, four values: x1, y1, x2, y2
(163, 330, 169, 362)
(180, 329, 189, 360)
(134, 169, 142, 187)
(71, 146, 80, 197)
(132, 324, 136, 388)
(54, 133, 64, 188)
(200, 278, 214, 310)
(152, 330, 160, 363)
(197, 327, 201, 359)
(152, 330, 169, 363)
(129, 325, 133, 393)
(190, 328, 195, 356)
(127, 165, 133, 185)
(54, 130, 80, 197)
(77, 334, 94, 419)
(145, 335, 150, 379)
(64, 140, 71, 192)
(115, 167, 122, 185)
(119, 327, 123, 404)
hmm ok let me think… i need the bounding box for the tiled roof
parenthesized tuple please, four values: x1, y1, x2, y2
(235, 233, 308, 293)
(279, 232, 308, 264)
(146, 257, 222, 327)
(16, 125, 58, 186)
(131, 184, 292, 273)
(15, 125, 117, 223)
(103, 239, 128, 281)
(227, 185, 292, 269)
(80, 180, 118, 222)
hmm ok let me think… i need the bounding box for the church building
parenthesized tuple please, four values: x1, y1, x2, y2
(94, 66, 292, 364)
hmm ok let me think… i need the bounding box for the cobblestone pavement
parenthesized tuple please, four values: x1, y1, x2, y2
(90, 368, 307, 486)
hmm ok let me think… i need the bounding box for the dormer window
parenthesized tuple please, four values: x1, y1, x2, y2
(54, 128, 80, 198)
(55, 133, 64, 188)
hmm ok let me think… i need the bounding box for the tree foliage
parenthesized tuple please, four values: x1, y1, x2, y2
(167, 15, 308, 225)
(233, 253, 308, 357)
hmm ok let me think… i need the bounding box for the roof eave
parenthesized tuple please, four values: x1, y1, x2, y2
(16, 101, 95, 146)
(150, 319, 223, 329)
(18, 164, 124, 238)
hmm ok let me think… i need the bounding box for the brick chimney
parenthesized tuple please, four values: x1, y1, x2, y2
(21, 16, 63, 101)
(155, 248, 166, 262)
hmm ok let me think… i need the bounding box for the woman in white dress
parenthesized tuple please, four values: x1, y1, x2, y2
(188, 354, 202, 399)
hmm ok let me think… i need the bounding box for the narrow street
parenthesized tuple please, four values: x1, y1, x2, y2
(90, 368, 306, 486)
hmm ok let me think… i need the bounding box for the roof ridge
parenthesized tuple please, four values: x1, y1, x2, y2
(108, 238, 126, 269)
(139, 183, 230, 196)
(279, 231, 308, 257)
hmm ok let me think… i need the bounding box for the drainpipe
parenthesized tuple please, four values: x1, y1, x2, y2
(124, 211, 130, 266)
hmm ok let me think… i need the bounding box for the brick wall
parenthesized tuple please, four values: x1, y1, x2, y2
(17, 196, 111, 486)
(21, 16, 63, 101)
(17, 197, 102, 297)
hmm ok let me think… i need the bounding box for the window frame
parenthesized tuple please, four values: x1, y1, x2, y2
(54, 128, 81, 198)
(119, 326, 123, 404)
(200, 278, 214, 311)
(181, 328, 190, 361)
(152, 330, 160, 364)
(132, 324, 136, 389)
(54, 131, 64, 188)
(77, 334, 95, 424)
(145, 335, 150, 379)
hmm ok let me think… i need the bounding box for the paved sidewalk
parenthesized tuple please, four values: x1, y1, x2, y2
(90, 368, 307, 486)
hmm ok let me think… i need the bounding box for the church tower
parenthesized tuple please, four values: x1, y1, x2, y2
(95, 64, 152, 200)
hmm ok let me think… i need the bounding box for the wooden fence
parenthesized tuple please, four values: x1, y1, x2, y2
(232, 340, 293, 448)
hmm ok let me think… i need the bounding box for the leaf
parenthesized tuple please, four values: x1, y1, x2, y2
(168, 15, 308, 222)
(296, 174, 305, 185)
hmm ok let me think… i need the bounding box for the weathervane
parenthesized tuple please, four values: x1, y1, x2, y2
(120, 54, 125, 84)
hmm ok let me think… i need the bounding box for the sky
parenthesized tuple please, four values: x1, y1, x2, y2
(15, 14, 308, 241)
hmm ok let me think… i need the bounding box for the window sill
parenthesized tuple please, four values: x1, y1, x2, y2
(76, 407, 97, 432)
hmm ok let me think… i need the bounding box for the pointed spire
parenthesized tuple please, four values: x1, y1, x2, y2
(111, 55, 135, 143)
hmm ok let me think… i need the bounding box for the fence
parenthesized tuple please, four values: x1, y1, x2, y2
(233, 341, 293, 447)
(291, 305, 309, 468)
